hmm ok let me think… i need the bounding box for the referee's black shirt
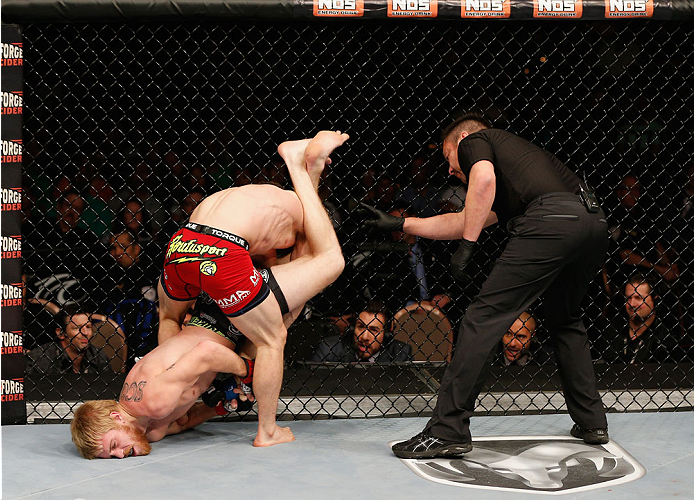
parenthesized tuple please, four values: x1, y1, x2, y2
(457, 129, 581, 227)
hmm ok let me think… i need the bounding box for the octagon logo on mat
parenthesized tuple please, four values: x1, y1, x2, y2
(394, 436, 645, 494)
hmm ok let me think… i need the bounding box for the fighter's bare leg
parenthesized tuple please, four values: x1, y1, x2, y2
(273, 132, 347, 312)
(304, 130, 349, 189)
(227, 295, 294, 447)
(157, 280, 196, 344)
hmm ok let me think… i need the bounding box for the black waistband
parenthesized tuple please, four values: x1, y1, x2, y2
(528, 192, 582, 209)
(184, 222, 249, 251)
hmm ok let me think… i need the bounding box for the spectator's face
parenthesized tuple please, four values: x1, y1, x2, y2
(89, 177, 114, 202)
(353, 311, 388, 360)
(502, 317, 535, 362)
(625, 282, 656, 323)
(122, 201, 144, 232)
(410, 158, 428, 186)
(442, 137, 467, 184)
(52, 176, 72, 199)
(361, 168, 376, 189)
(376, 179, 396, 205)
(56, 193, 86, 230)
(58, 313, 93, 353)
(109, 234, 141, 268)
(617, 176, 641, 208)
(97, 425, 152, 459)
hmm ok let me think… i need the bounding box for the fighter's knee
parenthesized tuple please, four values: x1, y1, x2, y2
(252, 327, 287, 351)
(260, 334, 287, 353)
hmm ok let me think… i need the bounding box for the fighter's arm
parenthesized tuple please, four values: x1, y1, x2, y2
(157, 279, 195, 344)
(144, 340, 245, 420)
(160, 402, 219, 438)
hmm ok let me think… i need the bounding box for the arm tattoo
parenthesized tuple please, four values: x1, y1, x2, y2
(120, 381, 147, 402)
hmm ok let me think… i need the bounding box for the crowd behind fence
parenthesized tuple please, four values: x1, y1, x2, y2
(17, 19, 694, 423)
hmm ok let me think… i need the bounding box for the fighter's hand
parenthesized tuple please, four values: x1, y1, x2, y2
(357, 203, 404, 232)
(231, 358, 256, 411)
(227, 380, 255, 411)
(450, 239, 476, 283)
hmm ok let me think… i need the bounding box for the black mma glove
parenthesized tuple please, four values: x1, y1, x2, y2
(202, 375, 239, 408)
(357, 203, 405, 232)
(450, 238, 476, 283)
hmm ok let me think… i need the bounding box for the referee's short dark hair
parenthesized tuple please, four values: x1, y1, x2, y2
(441, 112, 493, 142)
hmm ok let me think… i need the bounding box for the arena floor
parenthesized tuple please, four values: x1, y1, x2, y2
(2, 411, 692, 500)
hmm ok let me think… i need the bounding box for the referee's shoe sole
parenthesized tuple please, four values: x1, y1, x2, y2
(392, 431, 472, 459)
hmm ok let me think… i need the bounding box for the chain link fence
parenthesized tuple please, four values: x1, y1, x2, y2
(20, 19, 694, 423)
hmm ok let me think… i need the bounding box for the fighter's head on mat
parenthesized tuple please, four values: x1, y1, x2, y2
(71, 399, 152, 459)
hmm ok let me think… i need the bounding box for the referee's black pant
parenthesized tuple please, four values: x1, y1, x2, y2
(425, 193, 609, 443)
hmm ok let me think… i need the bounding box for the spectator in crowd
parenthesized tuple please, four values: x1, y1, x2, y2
(346, 166, 379, 211)
(597, 273, 677, 364)
(233, 163, 257, 186)
(664, 162, 694, 349)
(357, 204, 458, 320)
(498, 312, 548, 366)
(319, 172, 343, 232)
(156, 150, 190, 203)
(605, 174, 679, 295)
(104, 230, 160, 369)
(374, 175, 399, 212)
(310, 300, 412, 363)
(22, 273, 61, 350)
(160, 189, 206, 243)
(24, 189, 109, 309)
(114, 162, 165, 238)
(115, 198, 155, 246)
(25, 304, 118, 375)
(396, 154, 444, 217)
(184, 164, 216, 195)
(82, 175, 117, 243)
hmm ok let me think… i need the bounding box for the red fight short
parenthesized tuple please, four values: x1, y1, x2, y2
(161, 222, 269, 317)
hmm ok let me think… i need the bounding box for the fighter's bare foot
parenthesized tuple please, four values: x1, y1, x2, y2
(305, 131, 349, 186)
(277, 139, 312, 177)
(253, 425, 295, 447)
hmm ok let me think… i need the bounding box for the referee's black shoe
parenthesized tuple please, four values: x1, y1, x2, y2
(570, 424, 609, 444)
(391, 430, 472, 459)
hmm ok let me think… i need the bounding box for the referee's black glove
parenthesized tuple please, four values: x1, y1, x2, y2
(357, 203, 405, 232)
(450, 239, 476, 283)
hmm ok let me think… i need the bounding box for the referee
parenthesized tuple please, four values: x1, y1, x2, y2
(361, 113, 609, 459)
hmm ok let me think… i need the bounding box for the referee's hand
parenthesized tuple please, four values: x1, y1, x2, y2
(357, 203, 405, 232)
(450, 239, 476, 283)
